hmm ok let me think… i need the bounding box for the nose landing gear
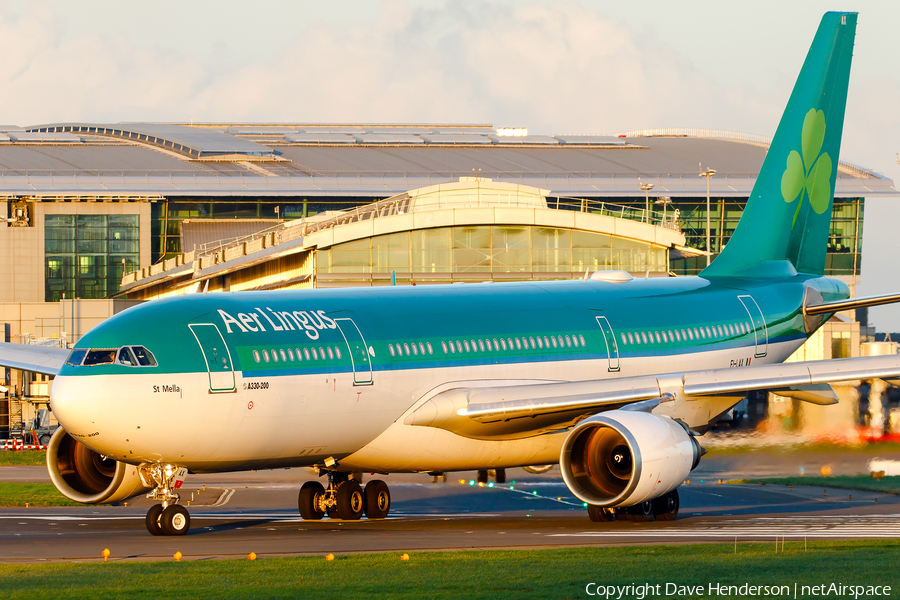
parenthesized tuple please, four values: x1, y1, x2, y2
(298, 472, 391, 521)
(140, 463, 191, 536)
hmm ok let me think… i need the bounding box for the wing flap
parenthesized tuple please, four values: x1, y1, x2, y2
(0, 342, 69, 376)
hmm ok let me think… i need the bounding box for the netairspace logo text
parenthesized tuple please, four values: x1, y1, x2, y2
(584, 582, 892, 599)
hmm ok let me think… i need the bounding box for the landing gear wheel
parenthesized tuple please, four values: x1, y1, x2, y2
(145, 504, 164, 536)
(587, 504, 615, 522)
(160, 505, 190, 536)
(623, 500, 653, 522)
(494, 468, 506, 484)
(652, 489, 680, 521)
(364, 480, 391, 519)
(476, 470, 489, 484)
(298, 481, 326, 520)
(335, 480, 364, 520)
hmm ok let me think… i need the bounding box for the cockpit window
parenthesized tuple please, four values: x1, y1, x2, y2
(117, 347, 136, 366)
(131, 346, 157, 366)
(83, 349, 117, 366)
(65, 349, 87, 366)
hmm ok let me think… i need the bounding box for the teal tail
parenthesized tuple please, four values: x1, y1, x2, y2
(701, 12, 857, 278)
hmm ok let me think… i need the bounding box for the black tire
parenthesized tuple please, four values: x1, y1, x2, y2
(298, 481, 326, 520)
(495, 468, 506, 484)
(652, 489, 680, 522)
(623, 500, 653, 523)
(39, 434, 51, 446)
(587, 504, 614, 522)
(476, 469, 489, 484)
(160, 505, 190, 536)
(145, 504, 164, 536)
(364, 480, 391, 519)
(335, 480, 364, 520)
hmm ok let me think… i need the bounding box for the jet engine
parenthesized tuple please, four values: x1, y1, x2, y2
(46, 427, 150, 504)
(559, 410, 702, 508)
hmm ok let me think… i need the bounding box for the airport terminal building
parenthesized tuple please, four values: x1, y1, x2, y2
(0, 122, 895, 438)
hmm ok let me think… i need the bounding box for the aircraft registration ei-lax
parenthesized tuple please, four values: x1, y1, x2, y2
(2, 11, 899, 536)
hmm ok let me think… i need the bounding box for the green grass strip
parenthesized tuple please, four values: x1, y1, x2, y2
(705, 440, 900, 456)
(0, 451, 46, 466)
(0, 483, 81, 507)
(0, 542, 898, 599)
(736, 475, 900, 495)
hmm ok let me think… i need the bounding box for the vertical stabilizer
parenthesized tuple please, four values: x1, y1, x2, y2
(701, 12, 856, 278)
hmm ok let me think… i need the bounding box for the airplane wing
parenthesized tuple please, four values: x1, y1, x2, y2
(0, 342, 70, 376)
(406, 354, 900, 439)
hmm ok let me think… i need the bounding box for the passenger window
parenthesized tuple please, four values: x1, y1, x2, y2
(335, 347, 342, 359)
(272, 350, 279, 362)
(654, 332, 661, 343)
(280, 349, 288, 362)
(117, 347, 136, 366)
(296, 348, 303, 361)
(419, 342, 426, 355)
(456, 341, 463, 353)
(441, 341, 448, 354)
(449, 341, 456, 353)
(674, 330, 681, 342)
(500, 338, 508, 350)
(578, 334, 586, 346)
(65, 349, 87, 366)
(566, 335, 572, 347)
(83, 349, 115, 366)
(327, 347, 334, 360)
(661, 332, 668, 343)
(288, 349, 295, 361)
(537, 337, 543, 349)
(412, 343, 418, 355)
(680, 329, 687, 340)
(312, 348, 320, 360)
(253, 350, 261, 363)
(471, 339, 477, 351)
(641, 332, 648, 344)
(529, 337, 536, 349)
(404, 343, 411, 356)
(427, 342, 433, 355)
(464, 340, 471, 352)
(486, 339, 493, 351)
(493, 338, 500, 350)
(304, 348, 311, 360)
(263, 350, 270, 362)
(478, 340, 485, 352)
(507, 338, 514, 349)
(515, 338, 522, 350)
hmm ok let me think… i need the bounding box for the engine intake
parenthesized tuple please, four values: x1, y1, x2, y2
(560, 410, 701, 507)
(47, 427, 150, 504)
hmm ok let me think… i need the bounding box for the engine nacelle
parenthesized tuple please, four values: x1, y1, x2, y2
(559, 410, 701, 508)
(47, 427, 151, 504)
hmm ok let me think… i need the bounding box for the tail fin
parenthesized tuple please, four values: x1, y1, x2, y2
(701, 12, 857, 278)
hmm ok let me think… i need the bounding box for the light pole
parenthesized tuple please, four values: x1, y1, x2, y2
(699, 166, 716, 265)
(639, 183, 654, 223)
(655, 196, 672, 227)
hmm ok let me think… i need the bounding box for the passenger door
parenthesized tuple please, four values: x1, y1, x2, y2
(737, 295, 768, 358)
(595, 316, 620, 372)
(189, 324, 236, 393)
(335, 318, 373, 385)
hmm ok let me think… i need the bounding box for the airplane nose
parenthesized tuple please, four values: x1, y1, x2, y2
(50, 375, 92, 434)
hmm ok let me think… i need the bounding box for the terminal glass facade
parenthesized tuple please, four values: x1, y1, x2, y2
(45, 215, 140, 301)
(316, 226, 668, 275)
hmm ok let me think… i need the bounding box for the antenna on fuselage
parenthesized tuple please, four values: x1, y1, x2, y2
(583, 269, 589, 281)
(202, 279, 209, 296)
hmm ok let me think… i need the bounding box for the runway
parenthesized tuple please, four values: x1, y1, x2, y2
(2, 464, 899, 562)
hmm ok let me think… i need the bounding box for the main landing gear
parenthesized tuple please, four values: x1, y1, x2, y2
(141, 463, 191, 536)
(586, 489, 680, 523)
(298, 472, 391, 521)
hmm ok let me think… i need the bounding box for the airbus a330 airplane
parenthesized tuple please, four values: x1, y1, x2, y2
(2, 11, 899, 536)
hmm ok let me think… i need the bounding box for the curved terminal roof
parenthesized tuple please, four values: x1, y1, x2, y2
(0, 122, 891, 198)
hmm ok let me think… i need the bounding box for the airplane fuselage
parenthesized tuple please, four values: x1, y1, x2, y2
(49, 273, 848, 474)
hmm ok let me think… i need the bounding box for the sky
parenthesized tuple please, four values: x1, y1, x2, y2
(2, 0, 899, 326)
